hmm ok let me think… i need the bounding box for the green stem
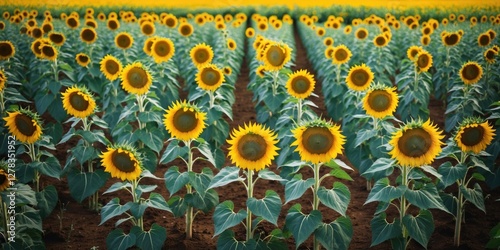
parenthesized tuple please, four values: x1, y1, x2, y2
(336, 64, 341, 85)
(186, 140, 194, 239)
(246, 169, 254, 241)
(297, 98, 303, 125)
(131, 178, 143, 230)
(272, 70, 279, 96)
(400, 166, 410, 247)
(209, 90, 215, 109)
(454, 182, 464, 246)
(27, 142, 40, 192)
(313, 163, 321, 250)
(53, 59, 59, 82)
(0, 92, 4, 114)
(1, 199, 8, 237)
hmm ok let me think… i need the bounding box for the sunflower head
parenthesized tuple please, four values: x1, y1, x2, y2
(0, 41, 15, 60)
(363, 84, 399, 119)
(143, 36, 157, 56)
(3, 108, 43, 144)
(151, 37, 175, 64)
(163, 100, 207, 141)
(245, 27, 255, 38)
(407, 45, 422, 61)
(373, 34, 388, 47)
(484, 48, 497, 64)
(262, 42, 292, 71)
(323, 37, 334, 47)
(61, 85, 96, 118)
(346, 63, 374, 91)
(100, 144, 142, 181)
(459, 61, 483, 85)
(291, 119, 345, 164)
(178, 23, 193, 37)
(100, 55, 123, 81)
(140, 21, 155, 36)
(195, 64, 224, 91)
(415, 50, 433, 73)
(227, 122, 279, 172)
(115, 32, 134, 50)
(40, 44, 57, 61)
(80, 27, 97, 44)
(421, 35, 431, 46)
(0, 70, 6, 92)
(66, 16, 79, 29)
(107, 18, 120, 30)
(190, 43, 213, 68)
(454, 117, 496, 154)
(332, 45, 352, 65)
(256, 65, 266, 78)
(31, 38, 50, 58)
(76, 53, 91, 67)
(477, 32, 491, 47)
(120, 62, 153, 95)
(324, 46, 335, 59)
(227, 38, 237, 51)
(389, 119, 444, 167)
(163, 14, 177, 28)
(355, 28, 368, 40)
(285, 69, 316, 99)
(48, 32, 65, 46)
(442, 32, 461, 46)
(223, 66, 232, 75)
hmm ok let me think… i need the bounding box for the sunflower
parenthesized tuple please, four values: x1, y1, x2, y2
(178, 23, 193, 37)
(196, 64, 224, 91)
(163, 14, 177, 28)
(80, 27, 97, 44)
(407, 45, 422, 61)
(0, 70, 6, 92)
(163, 100, 206, 141)
(323, 37, 334, 47)
(3, 108, 43, 144)
(256, 65, 266, 78)
(31, 38, 49, 58)
(0, 41, 15, 60)
(76, 53, 91, 67)
(100, 55, 122, 81)
(389, 119, 444, 167)
(324, 46, 335, 59)
(30, 27, 43, 39)
(227, 122, 279, 171)
(346, 64, 374, 91)
(41, 21, 53, 33)
(487, 29, 496, 40)
(40, 44, 57, 61)
(140, 21, 155, 36)
(421, 35, 431, 46)
(459, 61, 483, 85)
(257, 21, 268, 31)
(363, 84, 399, 119)
(107, 18, 120, 30)
(151, 37, 175, 63)
(415, 50, 433, 73)
(120, 62, 153, 95)
(48, 32, 65, 46)
(285, 69, 316, 99)
(227, 38, 237, 51)
(245, 27, 255, 38)
(85, 19, 97, 29)
(262, 42, 292, 71)
(442, 32, 461, 46)
(223, 66, 232, 75)
(190, 43, 213, 68)
(61, 85, 96, 118)
(484, 48, 497, 64)
(373, 34, 388, 47)
(344, 25, 352, 34)
(355, 28, 368, 40)
(143, 36, 157, 56)
(455, 118, 495, 154)
(291, 119, 345, 164)
(477, 33, 491, 47)
(100, 145, 142, 181)
(115, 32, 133, 50)
(331, 45, 352, 65)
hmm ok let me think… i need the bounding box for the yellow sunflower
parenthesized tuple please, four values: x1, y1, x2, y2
(31, 38, 49, 58)
(407, 45, 422, 61)
(120, 62, 153, 95)
(346, 64, 374, 91)
(291, 119, 345, 164)
(85, 19, 97, 29)
(389, 119, 444, 167)
(163, 100, 207, 141)
(256, 65, 266, 78)
(324, 46, 335, 59)
(190, 43, 213, 68)
(107, 18, 120, 30)
(75, 53, 91, 67)
(373, 34, 388, 47)
(344, 25, 352, 34)
(41, 21, 53, 33)
(227, 38, 237, 51)
(100, 145, 142, 181)
(332, 45, 352, 65)
(30, 27, 43, 39)
(40, 44, 57, 61)
(115, 32, 133, 50)
(257, 21, 268, 31)
(143, 36, 157, 56)
(100, 55, 123, 81)
(285, 69, 316, 99)
(459, 61, 483, 85)
(323, 37, 334, 47)
(421, 35, 431, 46)
(477, 33, 491, 47)
(178, 22, 193, 37)
(316, 27, 325, 36)
(363, 84, 399, 119)
(442, 32, 461, 46)
(484, 48, 497, 64)
(140, 21, 155, 36)
(66, 16, 79, 29)
(227, 122, 279, 171)
(80, 27, 97, 44)
(61, 85, 96, 118)
(455, 118, 495, 154)
(415, 50, 433, 73)
(163, 14, 177, 28)
(195, 64, 224, 91)
(48, 32, 65, 46)
(355, 27, 369, 40)
(245, 27, 255, 38)
(262, 42, 292, 71)
(3, 109, 43, 144)
(223, 66, 232, 75)
(0, 41, 15, 60)
(0, 70, 6, 92)
(151, 37, 175, 63)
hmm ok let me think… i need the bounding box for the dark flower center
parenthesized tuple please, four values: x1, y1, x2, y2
(398, 128, 431, 158)
(112, 150, 137, 173)
(460, 126, 485, 146)
(237, 134, 267, 161)
(15, 113, 36, 137)
(173, 108, 198, 133)
(302, 127, 334, 154)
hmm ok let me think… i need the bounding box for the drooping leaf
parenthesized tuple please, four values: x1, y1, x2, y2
(365, 178, 406, 204)
(213, 201, 247, 237)
(131, 223, 167, 250)
(317, 182, 351, 216)
(314, 217, 353, 250)
(67, 169, 108, 203)
(285, 204, 322, 248)
(370, 212, 402, 247)
(403, 209, 434, 248)
(100, 198, 133, 225)
(106, 228, 136, 250)
(208, 167, 244, 189)
(284, 174, 315, 204)
(164, 166, 190, 196)
(35, 185, 58, 219)
(247, 190, 282, 226)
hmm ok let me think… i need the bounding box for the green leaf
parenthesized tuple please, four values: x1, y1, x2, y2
(5, 183, 37, 206)
(317, 182, 350, 216)
(370, 212, 402, 247)
(258, 169, 285, 182)
(208, 167, 244, 189)
(329, 168, 354, 181)
(314, 217, 353, 250)
(361, 158, 395, 177)
(160, 140, 188, 164)
(354, 129, 377, 148)
(285, 204, 322, 248)
(138, 111, 162, 124)
(284, 174, 315, 204)
(164, 166, 190, 196)
(67, 169, 108, 203)
(32, 157, 61, 179)
(72, 144, 97, 165)
(16, 206, 42, 232)
(131, 223, 167, 250)
(460, 183, 486, 213)
(196, 141, 217, 167)
(213, 200, 247, 237)
(106, 228, 136, 250)
(168, 196, 188, 217)
(365, 178, 406, 204)
(440, 193, 458, 217)
(405, 183, 449, 213)
(103, 182, 132, 195)
(100, 198, 133, 225)
(403, 209, 434, 248)
(137, 128, 164, 154)
(247, 190, 282, 226)
(35, 185, 58, 219)
(130, 202, 148, 219)
(34, 91, 55, 115)
(437, 162, 467, 188)
(216, 230, 257, 250)
(146, 192, 171, 212)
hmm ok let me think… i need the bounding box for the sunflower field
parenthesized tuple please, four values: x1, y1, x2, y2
(0, 1, 499, 250)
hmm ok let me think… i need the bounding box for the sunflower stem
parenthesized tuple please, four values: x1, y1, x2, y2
(400, 165, 410, 247)
(336, 64, 341, 85)
(0, 92, 5, 114)
(297, 98, 303, 125)
(313, 163, 321, 250)
(209, 90, 215, 109)
(454, 181, 464, 246)
(1, 200, 8, 239)
(53, 59, 59, 82)
(186, 139, 194, 239)
(272, 70, 279, 96)
(246, 169, 254, 241)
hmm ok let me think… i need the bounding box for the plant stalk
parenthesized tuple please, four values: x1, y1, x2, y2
(313, 163, 321, 250)
(186, 140, 194, 239)
(246, 169, 254, 241)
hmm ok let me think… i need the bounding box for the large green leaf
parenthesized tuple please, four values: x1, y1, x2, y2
(370, 212, 402, 247)
(208, 167, 244, 189)
(160, 140, 188, 164)
(16, 206, 42, 232)
(258, 169, 285, 182)
(67, 169, 108, 203)
(106, 228, 136, 250)
(403, 209, 434, 248)
(196, 141, 217, 167)
(317, 182, 350, 216)
(361, 158, 395, 177)
(146, 192, 171, 212)
(103, 181, 132, 195)
(314, 217, 353, 250)
(131, 223, 167, 250)
(284, 174, 315, 203)
(437, 162, 467, 188)
(164, 166, 190, 196)
(246, 190, 282, 226)
(167, 196, 188, 217)
(213, 200, 247, 237)
(405, 183, 449, 213)
(100, 198, 133, 225)
(460, 183, 486, 213)
(285, 204, 322, 248)
(365, 178, 406, 204)
(35, 185, 58, 219)
(137, 128, 164, 154)
(32, 157, 61, 179)
(216, 230, 257, 250)
(354, 128, 377, 148)
(186, 189, 219, 213)
(72, 144, 97, 165)
(8, 183, 37, 206)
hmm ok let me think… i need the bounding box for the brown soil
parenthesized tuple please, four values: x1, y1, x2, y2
(42, 26, 500, 250)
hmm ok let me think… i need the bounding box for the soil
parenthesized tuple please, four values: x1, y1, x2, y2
(41, 25, 500, 250)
